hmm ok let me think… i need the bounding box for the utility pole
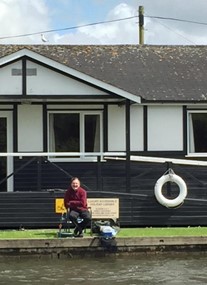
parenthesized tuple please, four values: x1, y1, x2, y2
(139, 6, 144, 45)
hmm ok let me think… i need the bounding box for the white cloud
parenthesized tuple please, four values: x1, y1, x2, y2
(1, 0, 207, 45)
(0, 0, 50, 44)
(144, 19, 196, 45)
(51, 1, 207, 45)
(53, 3, 138, 44)
(139, 0, 207, 45)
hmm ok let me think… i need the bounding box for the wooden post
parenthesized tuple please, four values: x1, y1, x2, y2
(139, 6, 144, 45)
(97, 155, 102, 192)
(125, 99, 131, 192)
(37, 156, 42, 191)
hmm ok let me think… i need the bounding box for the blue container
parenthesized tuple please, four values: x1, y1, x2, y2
(101, 232, 113, 238)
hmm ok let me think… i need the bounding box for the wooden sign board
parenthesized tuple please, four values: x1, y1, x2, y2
(87, 198, 119, 219)
(55, 198, 119, 219)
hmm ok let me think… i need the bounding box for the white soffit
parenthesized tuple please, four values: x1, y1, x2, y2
(0, 48, 141, 103)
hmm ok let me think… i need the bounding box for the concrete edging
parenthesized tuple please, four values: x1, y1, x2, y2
(0, 236, 207, 257)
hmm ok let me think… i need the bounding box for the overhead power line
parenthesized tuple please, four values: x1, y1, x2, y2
(146, 15, 207, 26)
(1, 14, 207, 41)
(146, 14, 196, 45)
(0, 16, 137, 40)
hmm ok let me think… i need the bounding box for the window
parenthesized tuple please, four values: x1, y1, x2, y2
(48, 111, 102, 159)
(188, 111, 207, 154)
(11, 68, 37, 76)
(85, 114, 101, 152)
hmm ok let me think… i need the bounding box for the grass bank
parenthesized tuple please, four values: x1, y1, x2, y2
(0, 227, 207, 239)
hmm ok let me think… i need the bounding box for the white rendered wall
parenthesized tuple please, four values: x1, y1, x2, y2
(130, 105, 143, 151)
(18, 105, 43, 151)
(0, 62, 22, 95)
(26, 61, 107, 96)
(108, 105, 126, 151)
(148, 106, 183, 151)
(108, 105, 144, 151)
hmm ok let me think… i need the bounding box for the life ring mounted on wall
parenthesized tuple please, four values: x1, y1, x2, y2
(154, 169, 187, 208)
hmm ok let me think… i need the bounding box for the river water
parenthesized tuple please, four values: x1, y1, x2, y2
(0, 253, 207, 285)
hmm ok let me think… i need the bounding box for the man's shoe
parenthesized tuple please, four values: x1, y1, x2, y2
(73, 227, 83, 237)
(74, 233, 83, 238)
(74, 226, 79, 236)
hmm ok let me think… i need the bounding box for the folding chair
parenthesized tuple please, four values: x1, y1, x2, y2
(57, 211, 73, 238)
(57, 209, 85, 238)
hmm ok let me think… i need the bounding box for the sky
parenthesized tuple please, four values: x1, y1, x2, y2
(0, 0, 207, 45)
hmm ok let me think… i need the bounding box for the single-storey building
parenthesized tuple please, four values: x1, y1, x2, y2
(0, 44, 207, 228)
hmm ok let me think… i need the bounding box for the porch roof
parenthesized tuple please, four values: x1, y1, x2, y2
(0, 44, 207, 103)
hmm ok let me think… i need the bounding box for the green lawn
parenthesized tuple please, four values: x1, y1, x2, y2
(0, 227, 207, 239)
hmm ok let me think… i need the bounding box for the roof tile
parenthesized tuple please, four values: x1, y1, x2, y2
(1, 44, 207, 102)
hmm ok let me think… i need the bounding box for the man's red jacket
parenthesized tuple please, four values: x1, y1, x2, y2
(64, 186, 88, 212)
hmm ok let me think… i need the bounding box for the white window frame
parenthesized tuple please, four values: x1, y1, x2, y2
(47, 110, 103, 161)
(187, 110, 207, 157)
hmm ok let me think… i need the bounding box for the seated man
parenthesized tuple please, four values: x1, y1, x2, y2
(64, 177, 91, 237)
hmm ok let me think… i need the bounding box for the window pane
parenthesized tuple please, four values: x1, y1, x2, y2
(49, 113, 80, 153)
(191, 113, 207, 152)
(85, 115, 100, 152)
(0, 118, 7, 152)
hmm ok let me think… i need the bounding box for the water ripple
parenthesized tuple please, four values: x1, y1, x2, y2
(0, 254, 207, 285)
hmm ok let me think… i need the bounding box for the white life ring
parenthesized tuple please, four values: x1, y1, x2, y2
(154, 173, 187, 208)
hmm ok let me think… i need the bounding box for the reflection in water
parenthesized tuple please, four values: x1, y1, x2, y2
(0, 253, 207, 285)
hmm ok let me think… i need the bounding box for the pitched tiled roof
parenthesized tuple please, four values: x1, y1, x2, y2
(0, 44, 207, 102)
